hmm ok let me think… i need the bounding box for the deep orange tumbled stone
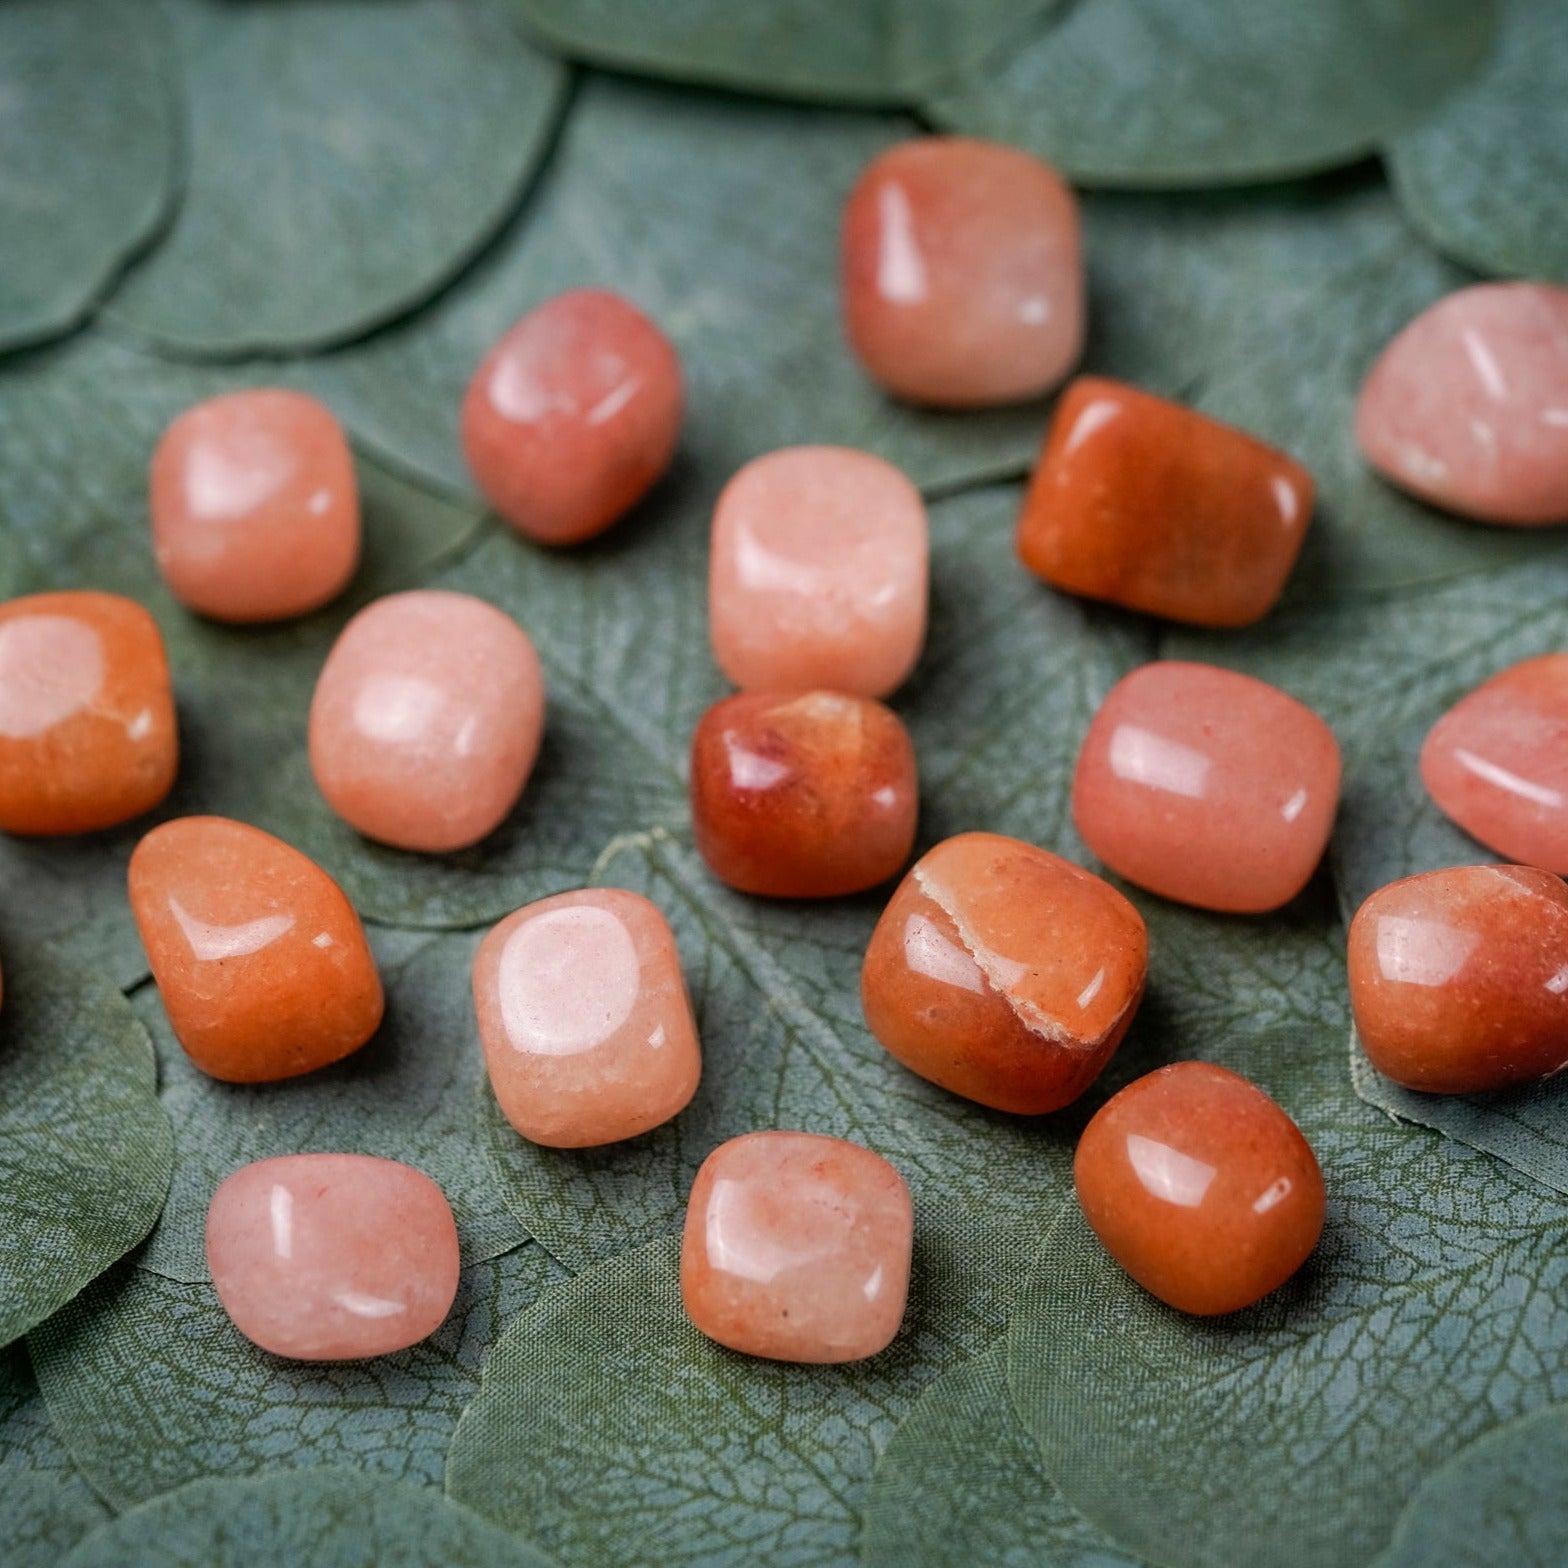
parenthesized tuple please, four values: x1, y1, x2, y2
(690, 690, 917, 898)
(1017, 377, 1314, 628)
(0, 590, 177, 836)
(1348, 864, 1568, 1095)
(129, 816, 384, 1083)
(861, 832, 1147, 1114)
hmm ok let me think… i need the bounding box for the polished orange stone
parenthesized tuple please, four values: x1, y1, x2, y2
(680, 1130, 912, 1363)
(861, 831, 1147, 1114)
(1075, 1061, 1325, 1316)
(1017, 377, 1314, 628)
(128, 816, 384, 1083)
(149, 389, 360, 623)
(690, 690, 918, 898)
(0, 590, 177, 836)
(841, 136, 1084, 408)
(461, 289, 683, 546)
(1348, 864, 1568, 1094)
(473, 888, 701, 1148)
(1073, 661, 1341, 913)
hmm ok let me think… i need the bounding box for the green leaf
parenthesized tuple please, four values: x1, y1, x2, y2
(30, 1244, 567, 1508)
(0, 947, 173, 1348)
(927, 0, 1498, 188)
(1389, 0, 1568, 286)
(106, 0, 567, 356)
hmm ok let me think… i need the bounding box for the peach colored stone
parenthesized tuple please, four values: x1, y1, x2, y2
(680, 1130, 912, 1363)
(129, 816, 383, 1083)
(1356, 283, 1568, 525)
(309, 590, 545, 854)
(841, 136, 1084, 408)
(861, 832, 1147, 1114)
(709, 446, 927, 697)
(1075, 1062, 1325, 1316)
(461, 289, 683, 546)
(1073, 661, 1341, 913)
(149, 389, 359, 623)
(0, 590, 177, 836)
(473, 888, 700, 1148)
(1348, 864, 1568, 1095)
(1421, 653, 1568, 873)
(206, 1154, 459, 1360)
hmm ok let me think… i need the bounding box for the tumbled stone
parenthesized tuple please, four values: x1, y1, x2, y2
(1348, 864, 1568, 1094)
(690, 690, 917, 898)
(0, 590, 177, 836)
(841, 136, 1084, 408)
(1073, 661, 1341, 913)
(1017, 377, 1314, 627)
(309, 589, 544, 853)
(149, 389, 360, 623)
(129, 816, 383, 1082)
(473, 888, 700, 1148)
(680, 1130, 912, 1363)
(1075, 1061, 1325, 1316)
(861, 831, 1146, 1113)
(206, 1153, 459, 1360)
(709, 446, 927, 697)
(461, 289, 683, 546)
(1356, 283, 1568, 525)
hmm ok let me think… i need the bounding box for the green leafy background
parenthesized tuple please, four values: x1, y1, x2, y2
(0, 0, 1564, 1563)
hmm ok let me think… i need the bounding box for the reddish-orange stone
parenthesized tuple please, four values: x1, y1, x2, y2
(1017, 377, 1314, 628)
(1348, 864, 1568, 1095)
(461, 289, 683, 546)
(129, 816, 384, 1083)
(690, 690, 918, 898)
(0, 590, 177, 836)
(1075, 1062, 1326, 1316)
(861, 832, 1147, 1114)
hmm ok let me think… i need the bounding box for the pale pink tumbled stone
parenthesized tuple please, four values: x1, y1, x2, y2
(1356, 283, 1568, 525)
(205, 1153, 460, 1360)
(709, 446, 928, 697)
(309, 590, 544, 853)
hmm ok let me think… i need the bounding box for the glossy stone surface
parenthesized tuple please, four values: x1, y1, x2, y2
(149, 389, 360, 622)
(680, 1130, 912, 1363)
(1075, 1062, 1325, 1316)
(1017, 377, 1314, 628)
(1348, 864, 1568, 1094)
(473, 888, 700, 1148)
(841, 136, 1084, 408)
(129, 816, 383, 1082)
(1356, 283, 1568, 526)
(861, 832, 1146, 1114)
(690, 690, 918, 897)
(461, 289, 683, 546)
(1421, 653, 1568, 872)
(1073, 661, 1341, 913)
(206, 1154, 460, 1360)
(709, 446, 927, 697)
(309, 590, 544, 853)
(0, 590, 177, 836)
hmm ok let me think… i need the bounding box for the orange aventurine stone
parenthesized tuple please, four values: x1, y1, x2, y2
(841, 136, 1084, 408)
(1075, 1062, 1325, 1316)
(129, 816, 384, 1082)
(681, 1130, 912, 1364)
(1348, 864, 1568, 1094)
(861, 832, 1147, 1114)
(690, 690, 918, 898)
(0, 590, 177, 836)
(1017, 377, 1314, 628)
(149, 389, 360, 623)
(473, 888, 701, 1148)
(461, 289, 684, 546)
